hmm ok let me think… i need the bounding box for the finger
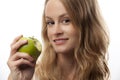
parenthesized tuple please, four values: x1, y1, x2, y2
(10, 39, 28, 56)
(15, 58, 35, 68)
(10, 52, 35, 62)
(10, 35, 23, 46)
(8, 58, 35, 71)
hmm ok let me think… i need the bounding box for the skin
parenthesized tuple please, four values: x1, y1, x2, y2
(7, 0, 79, 80)
(7, 35, 36, 80)
(45, 0, 79, 80)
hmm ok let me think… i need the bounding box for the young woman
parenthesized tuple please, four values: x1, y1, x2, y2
(7, 0, 110, 80)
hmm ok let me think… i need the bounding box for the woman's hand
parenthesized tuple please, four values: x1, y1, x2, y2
(7, 35, 36, 80)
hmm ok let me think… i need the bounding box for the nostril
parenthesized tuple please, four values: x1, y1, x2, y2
(54, 28, 63, 35)
(55, 31, 63, 36)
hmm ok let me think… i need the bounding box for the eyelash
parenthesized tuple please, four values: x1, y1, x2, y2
(62, 19, 70, 24)
(46, 21, 55, 25)
(46, 18, 71, 26)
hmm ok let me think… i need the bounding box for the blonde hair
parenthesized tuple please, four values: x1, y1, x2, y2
(34, 0, 110, 80)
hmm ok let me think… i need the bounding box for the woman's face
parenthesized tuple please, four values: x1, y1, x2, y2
(45, 0, 79, 54)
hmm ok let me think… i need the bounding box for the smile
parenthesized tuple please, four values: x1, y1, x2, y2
(53, 38, 68, 45)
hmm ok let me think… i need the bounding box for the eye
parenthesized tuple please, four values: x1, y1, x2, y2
(46, 21, 55, 26)
(62, 18, 71, 24)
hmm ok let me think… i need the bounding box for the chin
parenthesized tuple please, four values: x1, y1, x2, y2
(53, 46, 74, 54)
(55, 49, 72, 54)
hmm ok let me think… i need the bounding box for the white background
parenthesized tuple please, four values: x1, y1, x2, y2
(0, 0, 120, 80)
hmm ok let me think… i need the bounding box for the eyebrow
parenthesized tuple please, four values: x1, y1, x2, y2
(45, 13, 69, 19)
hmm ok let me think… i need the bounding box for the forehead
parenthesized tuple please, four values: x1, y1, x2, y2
(45, 0, 67, 17)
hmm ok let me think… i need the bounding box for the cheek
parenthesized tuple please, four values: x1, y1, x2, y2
(70, 28, 79, 38)
(47, 29, 50, 39)
(70, 29, 80, 43)
(47, 29, 52, 41)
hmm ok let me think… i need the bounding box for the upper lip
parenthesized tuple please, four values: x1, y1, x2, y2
(53, 38, 69, 42)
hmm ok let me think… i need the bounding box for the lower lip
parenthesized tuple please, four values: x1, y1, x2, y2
(54, 39, 67, 45)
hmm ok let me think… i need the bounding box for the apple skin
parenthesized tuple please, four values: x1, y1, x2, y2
(18, 37, 42, 60)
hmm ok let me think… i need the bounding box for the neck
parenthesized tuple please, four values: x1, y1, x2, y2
(57, 53, 75, 68)
(57, 52, 76, 80)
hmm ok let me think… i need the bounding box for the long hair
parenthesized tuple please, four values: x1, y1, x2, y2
(34, 0, 110, 80)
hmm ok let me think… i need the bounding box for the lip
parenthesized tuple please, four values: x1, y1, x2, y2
(53, 38, 68, 45)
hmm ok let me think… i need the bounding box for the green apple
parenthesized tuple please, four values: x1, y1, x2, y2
(18, 36, 42, 60)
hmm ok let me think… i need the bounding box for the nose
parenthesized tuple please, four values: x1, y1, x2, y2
(53, 24, 63, 36)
